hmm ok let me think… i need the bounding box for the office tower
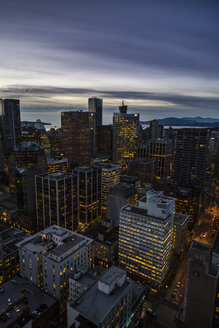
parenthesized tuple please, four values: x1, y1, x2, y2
(96, 124, 113, 158)
(36, 172, 77, 231)
(61, 111, 95, 166)
(172, 213, 189, 255)
(47, 157, 68, 172)
(21, 119, 51, 157)
(9, 142, 47, 203)
(88, 97, 103, 126)
(137, 138, 172, 179)
(106, 182, 138, 227)
(127, 157, 156, 184)
(0, 98, 21, 158)
(173, 128, 210, 190)
(48, 127, 62, 156)
(0, 276, 59, 327)
(9, 142, 47, 173)
(179, 233, 219, 328)
(67, 266, 145, 328)
(0, 226, 28, 285)
(149, 119, 163, 139)
(17, 225, 93, 312)
(94, 162, 120, 212)
(73, 166, 102, 231)
(14, 166, 37, 217)
(119, 190, 175, 285)
(113, 103, 139, 173)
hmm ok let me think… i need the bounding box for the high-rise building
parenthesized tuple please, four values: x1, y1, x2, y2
(172, 186, 201, 228)
(178, 233, 219, 328)
(9, 142, 47, 205)
(67, 266, 145, 328)
(36, 172, 78, 231)
(119, 190, 175, 285)
(173, 128, 210, 190)
(14, 166, 37, 217)
(88, 97, 103, 126)
(0, 98, 21, 158)
(73, 166, 102, 231)
(9, 142, 47, 173)
(106, 182, 138, 227)
(21, 119, 51, 156)
(149, 119, 163, 139)
(137, 138, 172, 179)
(127, 157, 156, 184)
(95, 124, 113, 158)
(17, 225, 93, 312)
(61, 111, 95, 166)
(113, 103, 139, 173)
(94, 162, 120, 212)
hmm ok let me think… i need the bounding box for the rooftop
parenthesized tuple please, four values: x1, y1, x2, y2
(174, 212, 189, 225)
(71, 274, 130, 324)
(0, 276, 57, 328)
(99, 266, 125, 286)
(36, 171, 74, 180)
(191, 241, 210, 252)
(70, 267, 145, 325)
(14, 142, 43, 152)
(17, 225, 93, 262)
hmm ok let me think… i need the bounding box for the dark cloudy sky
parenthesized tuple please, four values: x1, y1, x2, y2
(0, 0, 219, 126)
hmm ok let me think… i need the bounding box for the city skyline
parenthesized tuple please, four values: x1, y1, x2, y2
(0, 0, 219, 126)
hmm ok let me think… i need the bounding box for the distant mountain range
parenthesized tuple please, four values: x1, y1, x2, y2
(141, 117, 219, 127)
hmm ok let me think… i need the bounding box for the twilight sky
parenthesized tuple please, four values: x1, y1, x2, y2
(0, 0, 219, 126)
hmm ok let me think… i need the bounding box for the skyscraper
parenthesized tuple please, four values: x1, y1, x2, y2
(88, 97, 103, 126)
(61, 111, 95, 166)
(137, 138, 172, 179)
(73, 166, 102, 231)
(173, 128, 210, 190)
(0, 98, 21, 158)
(94, 162, 121, 212)
(119, 190, 175, 285)
(113, 103, 139, 173)
(35, 172, 78, 231)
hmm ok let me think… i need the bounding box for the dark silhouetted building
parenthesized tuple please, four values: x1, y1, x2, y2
(173, 128, 210, 190)
(88, 97, 103, 126)
(106, 182, 137, 227)
(127, 157, 156, 184)
(179, 233, 219, 328)
(0, 98, 21, 158)
(61, 111, 95, 166)
(96, 124, 113, 158)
